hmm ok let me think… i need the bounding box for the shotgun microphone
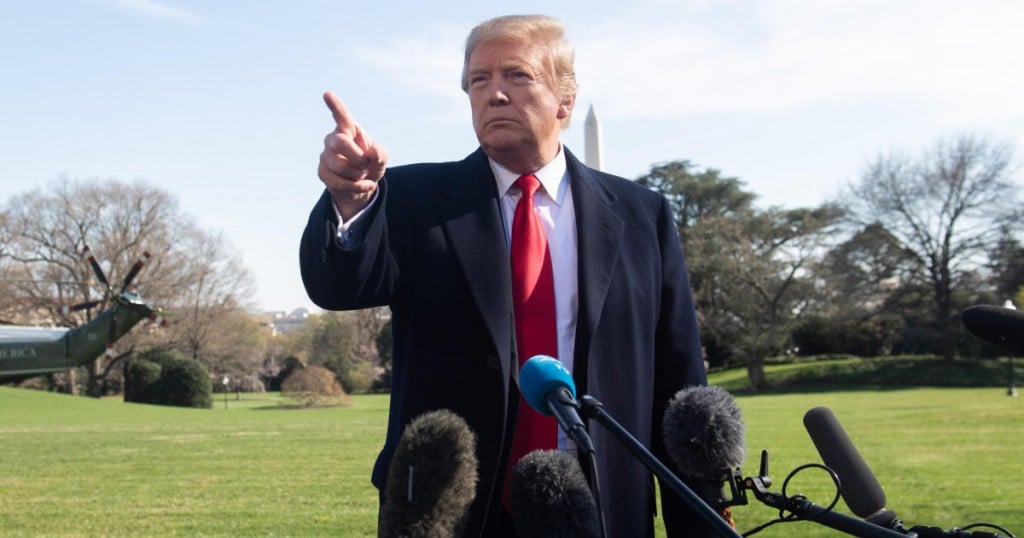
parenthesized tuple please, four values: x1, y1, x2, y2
(804, 407, 1017, 537)
(961, 304, 1024, 354)
(803, 406, 905, 530)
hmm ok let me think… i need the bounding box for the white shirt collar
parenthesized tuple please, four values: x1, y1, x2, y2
(489, 147, 569, 205)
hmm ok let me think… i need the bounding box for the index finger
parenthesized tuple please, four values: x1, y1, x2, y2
(323, 91, 356, 131)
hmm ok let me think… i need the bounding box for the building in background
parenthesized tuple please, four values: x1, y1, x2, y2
(250, 308, 309, 336)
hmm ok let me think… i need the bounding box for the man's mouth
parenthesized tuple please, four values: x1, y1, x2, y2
(486, 118, 516, 127)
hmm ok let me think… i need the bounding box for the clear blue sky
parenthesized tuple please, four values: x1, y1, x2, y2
(2, 0, 1021, 313)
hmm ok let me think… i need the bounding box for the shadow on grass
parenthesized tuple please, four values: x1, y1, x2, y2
(713, 355, 1014, 396)
(729, 384, 913, 396)
(248, 402, 351, 410)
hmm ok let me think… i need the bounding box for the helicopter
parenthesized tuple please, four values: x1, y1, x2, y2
(0, 245, 166, 384)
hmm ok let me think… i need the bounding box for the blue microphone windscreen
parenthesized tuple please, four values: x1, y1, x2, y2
(519, 355, 575, 416)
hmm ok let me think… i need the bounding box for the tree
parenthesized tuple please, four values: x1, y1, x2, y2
(636, 160, 756, 244)
(1, 177, 258, 395)
(347, 307, 389, 364)
(283, 309, 391, 394)
(0, 210, 21, 325)
(988, 228, 1024, 303)
(302, 311, 356, 392)
(637, 160, 842, 389)
(688, 205, 843, 388)
(805, 222, 923, 356)
(846, 135, 1021, 361)
(636, 160, 757, 365)
(374, 318, 393, 392)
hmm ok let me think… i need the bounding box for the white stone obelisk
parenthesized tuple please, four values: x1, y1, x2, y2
(584, 104, 603, 171)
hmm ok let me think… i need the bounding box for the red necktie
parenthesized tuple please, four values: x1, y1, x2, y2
(504, 174, 559, 507)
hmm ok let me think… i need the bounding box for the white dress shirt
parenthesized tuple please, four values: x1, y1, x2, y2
(489, 149, 579, 451)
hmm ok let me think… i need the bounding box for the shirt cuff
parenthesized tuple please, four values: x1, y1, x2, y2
(332, 189, 380, 249)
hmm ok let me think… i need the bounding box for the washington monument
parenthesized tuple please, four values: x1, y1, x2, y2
(584, 104, 603, 171)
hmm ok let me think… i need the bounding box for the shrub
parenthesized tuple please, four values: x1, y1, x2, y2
(345, 361, 378, 394)
(281, 365, 351, 408)
(124, 359, 162, 404)
(121, 351, 212, 409)
(158, 355, 212, 408)
(265, 356, 304, 392)
(233, 374, 267, 393)
(371, 368, 392, 394)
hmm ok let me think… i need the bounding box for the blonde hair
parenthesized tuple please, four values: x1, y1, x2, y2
(461, 15, 578, 127)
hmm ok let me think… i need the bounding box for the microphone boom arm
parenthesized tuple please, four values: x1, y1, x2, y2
(739, 450, 910, 538)
(579, 395, 743, 538)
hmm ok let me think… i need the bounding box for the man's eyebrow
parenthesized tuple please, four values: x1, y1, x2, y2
(467, 57, 541, 79)
(498, 58, 539, 73)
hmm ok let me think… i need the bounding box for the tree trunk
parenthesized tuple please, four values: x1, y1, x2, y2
(935, 285, 956, 363)
(66, 369, 78, 395)
(746, 356, 769, 390)
(86, 358, 103, 398)
(940, 320, 956, 362)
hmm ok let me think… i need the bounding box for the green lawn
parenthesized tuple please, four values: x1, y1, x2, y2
(731, 387, 1022, 537)
(0, 388, 387, 536)
(1, 373, 1022, 537)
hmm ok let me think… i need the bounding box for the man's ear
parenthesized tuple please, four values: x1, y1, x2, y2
(557, 92, 576, 120)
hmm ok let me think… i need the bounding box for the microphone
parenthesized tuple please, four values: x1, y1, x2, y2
(519, 355, 595, 454)
(805, 407, 1015, 537)
(662, 385, 747, 528)
(961, 304, 1024, 355)
(802, 406, 904, 530)
(378, 409, 478, 538)
(509, 449, 602, 538)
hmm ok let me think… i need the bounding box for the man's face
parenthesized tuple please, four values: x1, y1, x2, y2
(467, 38, 573, 172)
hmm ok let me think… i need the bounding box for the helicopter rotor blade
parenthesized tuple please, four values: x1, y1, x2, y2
(82, 245, 111, 289)
(119, 251, 151, 293)
(54, 300, 102, 316)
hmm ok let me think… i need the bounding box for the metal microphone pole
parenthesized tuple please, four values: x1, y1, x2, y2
(579, 395, 743, 538)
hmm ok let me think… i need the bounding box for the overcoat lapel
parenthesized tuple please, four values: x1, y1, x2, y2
(438, 149, 515, 396)
(434, 148, 625, 397)
(567, 152, 624, 394)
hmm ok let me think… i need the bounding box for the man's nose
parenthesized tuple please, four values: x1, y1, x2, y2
(487, 81, 510, 105)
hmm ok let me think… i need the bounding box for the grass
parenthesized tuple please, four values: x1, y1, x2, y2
(0, 389, 387, 536)
(1, 357, 1022, 537)
(730, 387, 1022, 537)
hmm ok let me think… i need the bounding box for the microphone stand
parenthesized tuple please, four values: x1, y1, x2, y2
(581, 447, 607, 538)
(739, 450, 914, 538)
(745, 485, 908, 537)
(579, 395, 743, 538)
(546, 389, 607, 538)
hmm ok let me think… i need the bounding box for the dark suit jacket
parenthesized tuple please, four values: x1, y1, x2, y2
(300, 147, 707, 537)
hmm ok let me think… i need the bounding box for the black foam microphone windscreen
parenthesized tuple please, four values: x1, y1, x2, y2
(662, 385, 746, 478)
(509, 449, 601, 538)
(961, 304, 1024, 355)
(378, 409, 478, 538)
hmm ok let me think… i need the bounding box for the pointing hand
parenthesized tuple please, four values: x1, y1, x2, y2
(318, 91, 389, 220)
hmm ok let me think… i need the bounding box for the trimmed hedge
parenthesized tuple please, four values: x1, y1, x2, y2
(124, 351, 212, 408)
